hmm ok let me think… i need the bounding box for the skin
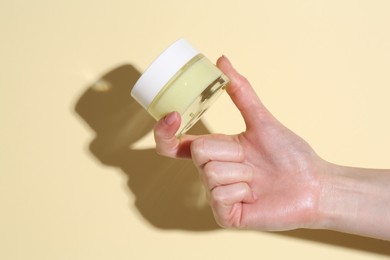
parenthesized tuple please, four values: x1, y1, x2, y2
(153, 56, 390, 241)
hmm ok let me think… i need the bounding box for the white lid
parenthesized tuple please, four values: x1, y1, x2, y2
(131, 39, 200, 109)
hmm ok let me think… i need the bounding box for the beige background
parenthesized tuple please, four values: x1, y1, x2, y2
(1, 0, 390, 259)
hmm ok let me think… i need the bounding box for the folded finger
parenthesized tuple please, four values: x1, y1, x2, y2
(210, 182, 255, 228)
(202, 161, 253, 191)
(191, 135, 244, 167)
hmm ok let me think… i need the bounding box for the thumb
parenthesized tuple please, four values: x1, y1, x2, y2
(217, 56, 270, 131)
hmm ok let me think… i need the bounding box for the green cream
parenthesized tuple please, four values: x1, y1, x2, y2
(148, 55, 228, 135)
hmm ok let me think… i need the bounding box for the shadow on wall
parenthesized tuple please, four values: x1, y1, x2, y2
(74, 64, 218, 231)
(74, 64, 390, 255)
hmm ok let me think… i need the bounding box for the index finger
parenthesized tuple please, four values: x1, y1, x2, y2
(153, 111, 198, 159)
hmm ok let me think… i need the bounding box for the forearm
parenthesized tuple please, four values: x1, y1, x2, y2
(317, 163, 390, 240)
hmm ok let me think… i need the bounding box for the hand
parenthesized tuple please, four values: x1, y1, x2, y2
(154, 56, 327, 230)
(154, 56, 390, 240)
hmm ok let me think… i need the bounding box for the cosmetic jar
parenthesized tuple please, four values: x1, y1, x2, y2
(131, 39, 229, 136)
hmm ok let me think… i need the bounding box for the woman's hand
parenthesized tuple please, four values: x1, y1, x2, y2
(154, 56, 326, 230)
(153, 56, 390, 240)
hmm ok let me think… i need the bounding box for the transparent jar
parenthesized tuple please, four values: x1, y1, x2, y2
(131, 39, 229, 136)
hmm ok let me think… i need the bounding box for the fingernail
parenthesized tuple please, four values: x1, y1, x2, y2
(164, 112, 176, 126)
(221, 54, 230, 63)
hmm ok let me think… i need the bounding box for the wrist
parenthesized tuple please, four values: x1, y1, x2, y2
(315, 163, 360, 231)
(314, 162, 390, 240)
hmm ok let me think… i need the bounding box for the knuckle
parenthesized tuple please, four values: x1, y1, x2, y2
(190, 138, 202, 154)
(244, 165, 254, 181)
(236, 74, 250, 86)
(231, 136, 245, 161)
(203, 162, 219, 188)
(237, 144, 245, 161)
(190, 138, 206, 164)
(213, 210, 237, 230)
(211, 188, 229, 205)
(238, 182, 250, 195)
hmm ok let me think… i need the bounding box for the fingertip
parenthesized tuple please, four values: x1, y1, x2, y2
(216, 55, 233, 74)
(216, 55, 248, 93)
(155, 112, 180, 132)
(216, 55, 227, 66)
(163, 111, 180, 127)
(154, 112, 181, 146)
